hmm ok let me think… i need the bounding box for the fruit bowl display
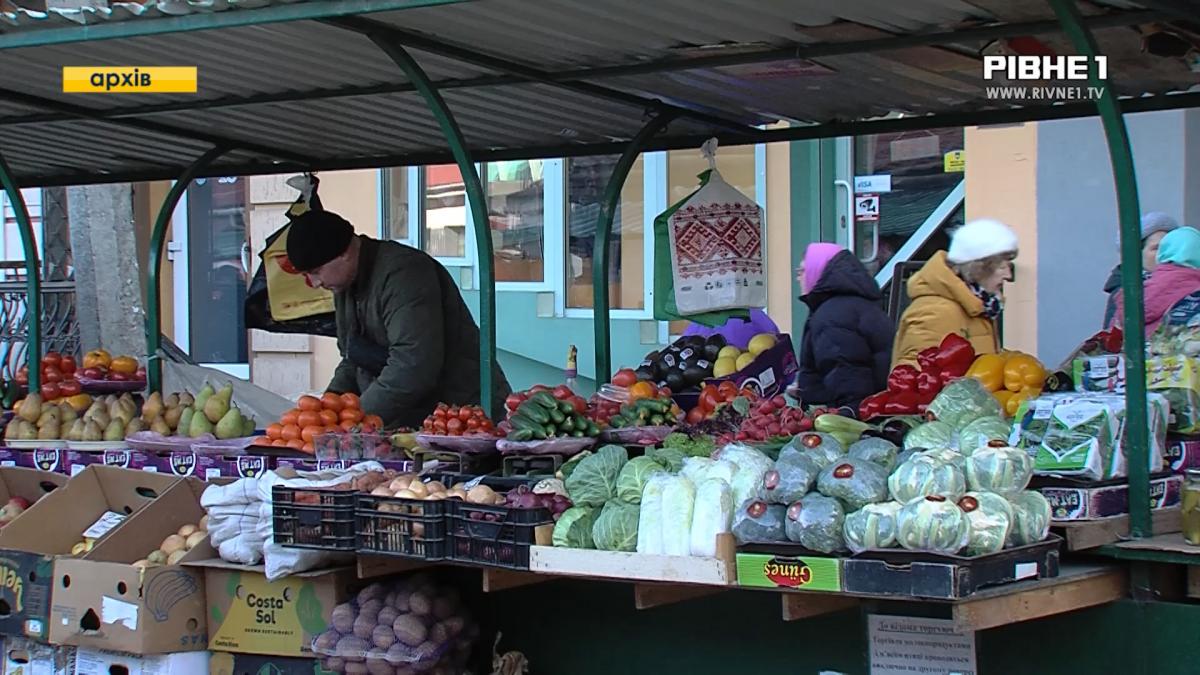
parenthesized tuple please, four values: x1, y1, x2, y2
(74, 376, 147, 394)
(496, 436, 597, 456)
(415, 433, 501, 455)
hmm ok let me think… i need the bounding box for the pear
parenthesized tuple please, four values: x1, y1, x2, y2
(82, 420, 103, 442)
(37, 407, 61, 428)
(204, 383, 234, 423)
(18, 421, 37, 441)
(83, 401, 103, 422)
(104, 419, 125, 442)
(150, 417, 172, 437)
(194, 383, 215, 412)
(241, 416, 256, 438)
(19, 393, 42, 423)
(3, 420, 15, 441)
(93, 408, 112, 430)
(37, 420, 60, 441)
(177, 408, 195, 437)
(125, 418, 147, 435)
(178, 392, 195, 408)
(108, 400, 130, 426)
(60, 404, 78, 425)
(164, 405, 184, 431)
(188, 410, 214, 438)
(164, 393, 180, 409)
(215, 406, 244, 440)
(142, 392, 164, 423)
(66, 419, 86, 442)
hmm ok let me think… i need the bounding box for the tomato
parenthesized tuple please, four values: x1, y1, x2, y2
(505, 393, 525, 411)
(570, 396, 587, 414)
(611, 368, 638, 388)
(686, 407, 705, 424)
(528, 384, 550, 394)
(433, 419, 447, 433)
(433, 408, 447, 419)
(59, 356, 76, 375)
(700, 389, 721, 412)
(41, 352, 62, 370)
(552, 385, 574, 400)
(458, 407, 473, 421)
(717, 380, 738, 397)
(40, 382, 61, 400)
(58, 379, 82, 397)
(446, 418, 464, 435)
(479, 419, 493, 431)
(628, 381, 656, 401)
(42, 367, 62, 384)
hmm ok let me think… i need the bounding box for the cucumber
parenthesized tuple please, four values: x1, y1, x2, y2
(530, 391, 559, 410)
(508, 428, 535, 442)
(559, 399, 576, 414)
(560, 416, 576, 432)
(509, 414, 542, 432)
(519, 402, 551, 424)
(548, 408, 566, 424)
(572, 430, 585, 438)
(587, 422, 600, 436)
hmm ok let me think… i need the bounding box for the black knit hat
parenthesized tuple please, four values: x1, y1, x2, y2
(285, 210, 355, 272)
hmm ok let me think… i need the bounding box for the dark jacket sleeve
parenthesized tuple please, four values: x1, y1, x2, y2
(327, 355, 360, 395)
(812, 323, 881, 409)
(359, 265, 445, 417)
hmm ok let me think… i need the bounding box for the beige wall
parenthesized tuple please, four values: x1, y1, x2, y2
(964, 123, 1039, 354)
(765, 140, 792, 332)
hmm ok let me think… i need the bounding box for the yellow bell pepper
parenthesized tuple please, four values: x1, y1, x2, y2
(1005, 386, 1042, 417)
(993, 389, 1016, 412)
(966, 354, 1007, 392)
(1003, 354, 1047, 393)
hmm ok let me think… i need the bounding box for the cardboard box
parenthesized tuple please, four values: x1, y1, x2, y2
(672, 333, 799, 410)
(273, 458, 411, 473)
(1036, 472, 1182, 521)
(0, 450, 21, 468)
(0, 466, 182, 642)
(49, 476, 212, 654)
(0, 467, 69, 528)
(72, 647, 209, 674)
(190, 561, 355, 658)
(208, 652, 332, 675)
(14, 449, 71, 475)
(0, 636, 75, 674)
(1166, 435, 1200, 474)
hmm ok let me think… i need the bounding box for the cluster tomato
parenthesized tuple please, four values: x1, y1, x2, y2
(17, 352, 83, 401)
(422, 403, 499, 437)
(685, 381, 759, 424)
(719, 395, 811, 444)
(505, 384, 587, 419)
(263, 392, 383, 453)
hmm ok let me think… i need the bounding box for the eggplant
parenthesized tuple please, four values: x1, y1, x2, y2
(665, 371, 686, 392)
(682, 364, 709, 388)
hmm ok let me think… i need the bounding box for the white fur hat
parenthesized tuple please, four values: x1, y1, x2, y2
(947, 218, 1019, 264)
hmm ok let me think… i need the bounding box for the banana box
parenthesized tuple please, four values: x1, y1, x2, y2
(48, 471, 210, 654)
(0, 466, 178, 643)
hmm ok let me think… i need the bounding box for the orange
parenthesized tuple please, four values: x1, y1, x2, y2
(285, 439, 305, 451)
(297, 411, 321, 429)
(297, 395, 322, 412)
(325, 424, 340, 434)
(340, 392, 360, 410)
(628, 381, 656, 401)
(281, 424, 301, 442)
(363, 414, 384, 429)
(280, 409, 300, 426)
(271, 439, 287, 447)
(340, 407, 364, 424)
(265, 423, 284, 441)
(339, 420, 357, 432)
(302, 442, 314, 454)
(301, 425, 324, 444)
(320, 392, 344, 412)
(319, 409, 339, 427)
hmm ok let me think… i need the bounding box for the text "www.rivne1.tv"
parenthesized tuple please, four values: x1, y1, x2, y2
(62, 67, 197, 93)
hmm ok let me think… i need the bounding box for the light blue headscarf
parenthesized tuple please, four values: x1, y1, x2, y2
(1157, 226, 1200, 269)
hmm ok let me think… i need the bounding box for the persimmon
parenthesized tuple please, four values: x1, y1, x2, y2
(281, 424, 302, 442)
(339, 392, 360, 409)
(297, 411, 321, 429)
(265, 423, 284, 441)
(320, 392, 344, 412)
(280, 409, 300, 426)
(319, 409, 339, 427)
(339, 420, 356, 432)
(301, 425, 323, 444)
(302, 442, 314, 454)
(340, 407, 364, 424)
(285, 439, 305, 451)
(271, 439, 287, 447)
(297, 395, 322, 412)
(363, 414, 384, 430)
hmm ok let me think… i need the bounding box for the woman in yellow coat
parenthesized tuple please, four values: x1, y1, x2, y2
(891, 219, 1019, 369)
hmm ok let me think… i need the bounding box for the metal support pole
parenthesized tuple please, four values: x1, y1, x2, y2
(146, 145, 228, 393)
(592, 113, 676, 383)
(368, 36, 496, 416)
(1049, 0, 1150, 537)
(0, 152, 41, 392)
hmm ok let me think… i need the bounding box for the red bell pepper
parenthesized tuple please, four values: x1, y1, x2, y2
(1103, 326, 1123, 354)
(882, 390, 921, 416)
(917, 346, 940, 373)
(935, 333, 976, 377)
(916, 371, 942, 403)
(887, 365, 920, 393)
(859, 392, 889, 420)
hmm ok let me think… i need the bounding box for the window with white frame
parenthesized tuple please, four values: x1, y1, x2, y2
(565, 154, 647, 310)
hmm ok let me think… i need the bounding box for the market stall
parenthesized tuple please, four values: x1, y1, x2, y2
(2, 0, 1200, 673)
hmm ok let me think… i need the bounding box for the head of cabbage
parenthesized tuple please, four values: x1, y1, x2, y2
(592, 500, 640, 552)
(615, 456, 669, 504)
(565, 444, 628, 507)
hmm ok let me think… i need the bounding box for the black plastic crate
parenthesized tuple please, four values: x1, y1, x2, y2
(271, 485, 357, 551)
(448, 501, 552, 570)
(356, 493, 448, 561)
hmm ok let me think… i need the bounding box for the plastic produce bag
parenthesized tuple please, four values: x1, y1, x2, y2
(843, 501, 903, 554)
(636, 475, 669, 554)
(784, 492, 845, 553)
(690, 479, 735, 557)
(896, 495, 971, 555)
(732, 499, 787, 544)
(959, 492, 1014, 556)
(958, 416, 1013, 456)
(681, 457, 714, 486)
(889, 454, 967, 503)
(715, 443, 774, 507)
(615, 456, 668, 504)
(848, 437, 899, 473)
(1007, 490, 1051, 547)
(1032, 398, 1119, 480)
(903, 420, 957, 451)
(1147, 355, 1200, 433)
(966, 442, 1034, 496)
(762, 451, 821, 505)
(783, 432, 845, 469)
(927, 378, 1003, 431)
(914, 447, 968, 472)
(565, 444, 628, 507)
(592, 500, 640, 552)
(553, 506, 599, 549)
(661, 476, 697, 556)
(816, 458, 889, 512)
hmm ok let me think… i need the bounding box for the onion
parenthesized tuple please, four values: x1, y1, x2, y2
(371, 486, 394, 497)
(466, 485, 497, 504)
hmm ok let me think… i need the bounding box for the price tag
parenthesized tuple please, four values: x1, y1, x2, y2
(1033, 400, 1055, 420)
(83, 511, 127, 539)
(1089, 357, 1110, 380)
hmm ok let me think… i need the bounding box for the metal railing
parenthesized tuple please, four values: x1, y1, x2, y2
(0, 264, 78, 386)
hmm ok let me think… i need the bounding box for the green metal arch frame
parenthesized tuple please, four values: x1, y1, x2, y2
(0, 152, 41, 392)
(1048, 0, 1151, 539)
(145, 145, 230, 393)
(593, 112, 677, 383)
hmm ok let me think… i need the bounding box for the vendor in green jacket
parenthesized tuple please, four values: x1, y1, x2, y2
(285, 209, 512, 429)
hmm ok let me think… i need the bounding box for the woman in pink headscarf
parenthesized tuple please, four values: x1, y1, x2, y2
(789, 242, 895, 412)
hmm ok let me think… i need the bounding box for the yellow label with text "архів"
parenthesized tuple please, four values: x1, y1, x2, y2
(62, 67, 197, 93)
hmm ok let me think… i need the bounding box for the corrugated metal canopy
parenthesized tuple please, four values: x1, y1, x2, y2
(0, 0, 1198, 186)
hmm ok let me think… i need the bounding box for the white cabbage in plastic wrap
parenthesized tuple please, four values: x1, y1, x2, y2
(965, 442, 1034, 496)
(903, 420, 957, 450)
(958, 416, 1014, 456)
(784, 492, 845, 553)
(763, 450, 821, 505)
(896, 495, 971, 555)
(680, 457, 713, 486)
(848, 437, 899, 473)
(843, 501, 903, 553)
(636, 475, 670, 554)
(958, 491, 1013, 556)
(1007, 490, 1052, 547)
(715, 444, 774, 507)
(927, 377, 1004, 430)
(888, 454, 967, 503)
(732, 499, 787, 544)
(816, 458, 889, 511)
(689, 478, 734, 557)
(915, 447, 968, 472)
(660, 476, 697, 556)
(784, 432, 845, 469)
